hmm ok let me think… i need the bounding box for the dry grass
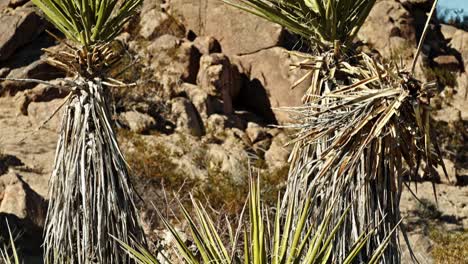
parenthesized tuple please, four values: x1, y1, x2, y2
(118, 130, 289, 217)
(430, 228, 468, 264)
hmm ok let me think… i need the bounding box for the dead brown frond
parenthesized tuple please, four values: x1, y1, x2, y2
(283, 52, 445, 263)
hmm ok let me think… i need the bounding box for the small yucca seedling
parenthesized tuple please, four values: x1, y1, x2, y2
(26, 0, 147, 263)
(225, 0, 444, 263)
(117, 177, 399, 264)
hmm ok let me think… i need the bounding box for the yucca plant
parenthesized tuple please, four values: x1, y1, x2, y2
(117, 177, 398, 264)
(27, 0, 146, 263)
(224, 0, 444, 263)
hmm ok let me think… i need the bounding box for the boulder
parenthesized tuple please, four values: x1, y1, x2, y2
(168, 0, 284, 55)
(438, 27, 468, 121)
(234, 47, 311, 124)
(265, 132, 290, 168)
(448, 28, 468, 69)
(16, 80, 69, 115)
(139, 8, 184, 40)
(197, 53, 241, 114)
(179, 83, 222, 119)
(0, 67, 10, 78)
(0, 0, 9, 9)
(27, 98, 65, 131)
(1, 59, 65, 95)
(171, 97, 204, 137)
(0, 172, 47, 228)
(0, 7, 45, 61)
(192, 36, 222, 55)
(9, 0, 29, 8)
(253, 138, 272, 158)
(206, 140, 248, 183)
(0, 154, 23, 175)
(147, 35, 201, 89)
(246, 122, 269, 144)
(120, 111, 156, 133)
(359, 1, 416, 58)
(204, 114, 243, 134)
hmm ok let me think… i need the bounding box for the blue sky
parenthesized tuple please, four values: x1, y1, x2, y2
(437, 0, 468, 25)
(438, 0, 468, 9)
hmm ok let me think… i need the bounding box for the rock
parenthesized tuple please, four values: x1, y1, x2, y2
(16, 80, 69, 115)
(206, 114, 246, 134)
(234, 47, 311, 124)
(0, 154, 23, 175)
(148, 34, 180, 50)
(9, 0, 29, 8)
(440, 24, 458, 41)
(253, 138, 272, 158)
(205, 114, 229, 133)
(206, 142, 248, 182)
(171, 97, 204, 137)
(120, 111, 156, 133)
(0, 67, 10, 78)
(179, 83, 223, 119)
(192, 36, 222, 55)
(359, 1, 415, 58)
(1, 59, 65, 95)
(139, 9, 184, 40)
(0, 7, 45, 61)
(0, 0, 9, 9)
(27, 98, 65, 131)
(246, 122, 269, 144)
(433, 55, 461, 71)
(168, 0, 284, 55)
(0, 172, 47, 228)
(265, 133, 290, 168)
(148, 35, 201, 88)
(448, 28, 468, 69)
(197, 53, 241, 114)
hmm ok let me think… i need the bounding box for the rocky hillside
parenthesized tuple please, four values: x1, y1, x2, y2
(0, 0, 467, 262)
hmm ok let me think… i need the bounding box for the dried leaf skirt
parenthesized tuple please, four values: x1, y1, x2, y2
(43, 78, 146, 263)
(285, 52, 441, 263)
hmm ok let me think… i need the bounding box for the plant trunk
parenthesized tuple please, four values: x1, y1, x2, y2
(285, 52, 403, 263)
(43, 77, 146, 264)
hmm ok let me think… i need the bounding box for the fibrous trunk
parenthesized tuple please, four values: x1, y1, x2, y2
(44, 77, 146, 263)
(284, 51, 439, 263)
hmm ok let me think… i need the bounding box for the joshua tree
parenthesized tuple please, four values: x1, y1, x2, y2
(27, 0, 146, 263)
(224, 0, 444, 263)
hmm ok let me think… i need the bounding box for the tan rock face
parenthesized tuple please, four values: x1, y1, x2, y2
(265, 132, 290, 169)
(234, 47, 311, 124)
(120, 111, 156, 134)
(168, 0, 284, 55)
(359, 1, 416, 58)
(171, 97, 204, 137)
(197, 53, 241, 114)
(0, 172, 47, 228)
(146, 35, 201, 92)
(1, 59, 64, 95)
(0, 7, 44, 61)
(434, 26, 468, 122)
